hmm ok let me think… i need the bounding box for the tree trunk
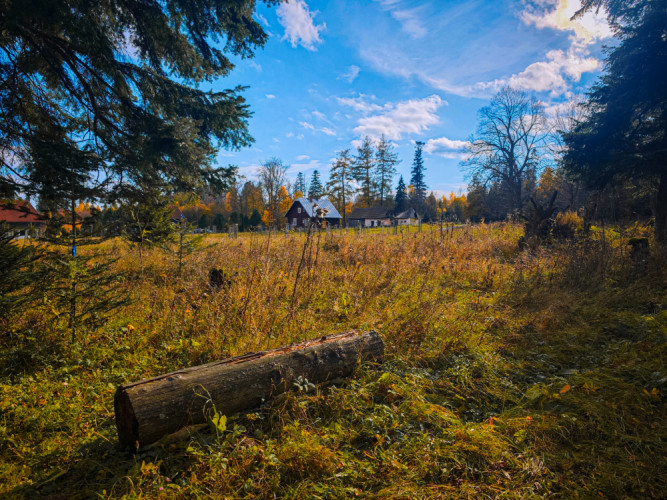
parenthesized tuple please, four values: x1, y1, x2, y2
(655, 171, 667, 244)
(114, 330, 384, 449)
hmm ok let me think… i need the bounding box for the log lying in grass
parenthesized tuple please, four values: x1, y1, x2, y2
(114, 330, 384, 448)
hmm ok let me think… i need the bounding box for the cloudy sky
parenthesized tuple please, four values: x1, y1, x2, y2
(218, 0, 613, 194)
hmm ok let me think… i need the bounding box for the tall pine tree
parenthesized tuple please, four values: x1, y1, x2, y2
(410, 141, 428, 216)
(374, 135, 399, 206)
(326, 149, 355, 227)
(295, 172, 307, 197)
(352, 136, 376, 207)
(410, 141, 427, 203)
(394, 176, 408, 214)
(308, 170, 323, 199)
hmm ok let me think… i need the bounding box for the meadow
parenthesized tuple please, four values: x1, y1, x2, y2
(1, 223, 665, 498)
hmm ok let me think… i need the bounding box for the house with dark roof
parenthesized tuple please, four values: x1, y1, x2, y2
(0, 200, 46, 238)
(170, 205, 185, 224)
(347, 206, 392, 228)
(394, 208, 418, 225)
(284, 197, 342, 228)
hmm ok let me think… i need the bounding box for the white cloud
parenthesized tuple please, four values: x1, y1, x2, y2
(300, 120, 336, 136)
(353, 95, 445, 140)
(424, 137, 471, 159)
(336, 94, 383, 114)
(373, 0, 427, 39)
(277, 0, 325, 51)
(312, 110, 327, 120)
(296, 154, 310, 161)
(265, 94, 276, 99)
(353, 1, 606, 99)
(238, 164, 262, 178)
(255, 13, 270, 28)
(358, 45, 481, 97)
(390, 8, 427, 39)
(339, 65, 361, 83)
(378, 40, 599, 98)
(286, 132, 295, 138)
(480, 41, 600, 95)
(291, 159, 321, 173)
(438, 152, 470, 160)
(248, 61, 262, 72)
(521, 0, 613, 43)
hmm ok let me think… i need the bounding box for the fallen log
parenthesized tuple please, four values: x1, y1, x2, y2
(114, 330, 384, 448)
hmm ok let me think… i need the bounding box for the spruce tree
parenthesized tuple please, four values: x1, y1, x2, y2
(212, 213, 226, 231)
(410, 141, 427, 205)
(394, 176, 408, 214)
(37, 185, 129, 343)
(308, 170, 323, 199)
(249, 209, 262, 228)
(326, 149, 355, 227)
(352, 136, 377, 206)
(1, 0, 274, 201)
(374, 135, 400, 206)
(563, 0, 667, 242)
(118, 190, 176, 273)
(295, 172, 307, 196)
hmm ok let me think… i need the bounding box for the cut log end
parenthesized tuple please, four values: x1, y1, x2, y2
(114, 387, 138, 451)
(114, 330, 384, 448)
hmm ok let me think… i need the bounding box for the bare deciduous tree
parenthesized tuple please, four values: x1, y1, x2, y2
(462, 87, 547, 213)
(258, 158, 288, 225)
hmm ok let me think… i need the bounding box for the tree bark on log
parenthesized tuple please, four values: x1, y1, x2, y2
(114, 330, 384, 448)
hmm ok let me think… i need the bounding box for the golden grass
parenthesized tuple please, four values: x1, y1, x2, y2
(0, 222, 665, 498)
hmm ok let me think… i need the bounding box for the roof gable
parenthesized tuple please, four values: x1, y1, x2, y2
(348, 206, 391, 219)
(287, 197, 341, 219)
(0, 200, 43, 224)
(394, 208, 417, 219)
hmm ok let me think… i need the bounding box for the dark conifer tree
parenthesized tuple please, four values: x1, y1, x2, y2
(563, 0, 667, 241)
(308, 170, 323, 199)
(0, 0, 277, 202)
(410, 141, 427, 205)
(394, 176, 408, 214)
(249, 209, 262, 228)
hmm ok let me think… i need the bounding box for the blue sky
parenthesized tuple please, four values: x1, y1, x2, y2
(217, 0, 613, 195)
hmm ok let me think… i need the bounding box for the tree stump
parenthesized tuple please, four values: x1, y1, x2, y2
(114, 330, 384, 448)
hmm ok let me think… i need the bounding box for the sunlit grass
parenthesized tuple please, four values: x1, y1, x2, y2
(1, 223, 665, 498)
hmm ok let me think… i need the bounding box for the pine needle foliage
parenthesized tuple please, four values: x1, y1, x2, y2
(0, 0, 278, 200)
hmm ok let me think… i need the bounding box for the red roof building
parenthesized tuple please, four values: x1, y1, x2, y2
(0, 200, 46, 236)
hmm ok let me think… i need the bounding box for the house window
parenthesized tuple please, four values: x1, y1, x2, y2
(298, 207, 301, 214)
(293, 218, 297, 226)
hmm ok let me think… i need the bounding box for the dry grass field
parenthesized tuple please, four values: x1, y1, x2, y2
(1, 223, 665, 498)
